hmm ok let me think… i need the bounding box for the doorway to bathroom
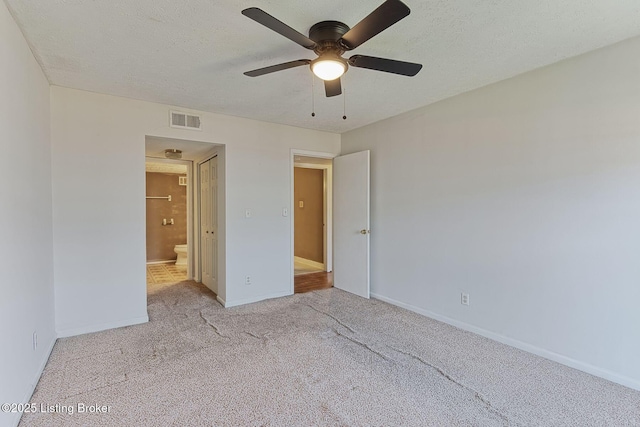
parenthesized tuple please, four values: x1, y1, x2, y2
(145, 158, 190, 285)
(145, 136, 223, 294)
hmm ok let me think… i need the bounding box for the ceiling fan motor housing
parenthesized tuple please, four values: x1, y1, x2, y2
(308, 21, 350, 77)
(309, 21, 350, 77)
(309, 21, 350, 54)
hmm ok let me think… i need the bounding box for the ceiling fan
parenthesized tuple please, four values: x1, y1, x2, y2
(242, 0, 422, 98)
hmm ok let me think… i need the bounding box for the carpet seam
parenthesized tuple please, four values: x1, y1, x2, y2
(387, 345, 515, 426)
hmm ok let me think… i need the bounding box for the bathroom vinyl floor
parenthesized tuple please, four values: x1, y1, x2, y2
(146, 263, 187, 285)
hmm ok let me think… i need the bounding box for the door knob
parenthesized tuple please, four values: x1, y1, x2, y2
(360, 229, 370, 234)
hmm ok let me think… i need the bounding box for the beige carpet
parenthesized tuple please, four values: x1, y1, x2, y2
(21, 281, 640, 426)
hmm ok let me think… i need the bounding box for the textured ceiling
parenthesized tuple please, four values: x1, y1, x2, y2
(6, 0, 640, 133)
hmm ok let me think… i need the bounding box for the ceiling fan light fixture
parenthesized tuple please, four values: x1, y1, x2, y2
(311, 55, 347, 81)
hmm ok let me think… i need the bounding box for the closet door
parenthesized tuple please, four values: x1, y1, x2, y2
(200, 160, 213, 289)
(200, 157, 217, 293)
(208, 157, 218, 293)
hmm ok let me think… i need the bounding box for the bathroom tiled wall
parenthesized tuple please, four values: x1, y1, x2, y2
(146, 172, 187, 262)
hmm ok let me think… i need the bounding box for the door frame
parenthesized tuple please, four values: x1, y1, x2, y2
(144, 156, 194, 279)
(290, 149, 336, 294)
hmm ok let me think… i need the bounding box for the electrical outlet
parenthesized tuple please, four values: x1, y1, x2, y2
(245, 276, 251, 285)
(33, 331, 38, 351)
(461, 293, 470, 306)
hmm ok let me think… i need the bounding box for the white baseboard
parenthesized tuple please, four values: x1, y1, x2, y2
(371, 292, 640, 392)
(56, 315, 149, 338)
(216, 295, 226, 306)
(223, 290, 292, 308)
(146, 260, 176, 265)
(11, 336, 57, 427)
(294, 256, 325, 270)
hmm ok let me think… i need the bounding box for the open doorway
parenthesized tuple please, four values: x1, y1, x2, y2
(145, 159, 190, 285)
(292, 152, 334, 293)
(294, 166, 325, 274)
(145, 136, 223, 298)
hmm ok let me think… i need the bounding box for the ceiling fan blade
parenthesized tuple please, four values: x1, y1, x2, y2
(324, 78, 342, 97)
(349, 55, 422, 76)
(244, 60, 311, 77)
(242, 8, 316, 49)
(339, 0, 410, 50)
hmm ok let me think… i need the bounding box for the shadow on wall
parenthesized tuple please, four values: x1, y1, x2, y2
(146, 172, 187, 262)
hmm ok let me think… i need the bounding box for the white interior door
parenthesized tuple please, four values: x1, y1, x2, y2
(333, 150, 370, 298)
(200, 157, 218, 293)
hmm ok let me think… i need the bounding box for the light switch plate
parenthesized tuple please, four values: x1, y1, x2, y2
(245, 209, 252, 218)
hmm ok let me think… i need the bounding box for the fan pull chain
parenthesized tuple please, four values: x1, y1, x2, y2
(311, 74, 316, 117)
(342, 82, 347, 120)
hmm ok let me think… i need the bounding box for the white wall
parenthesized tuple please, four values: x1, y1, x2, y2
(0, 2, 56, 427)
(50, 87, 340, 335)
(341, 36, 640, 390)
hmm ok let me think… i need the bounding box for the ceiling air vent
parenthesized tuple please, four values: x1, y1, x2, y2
(170, 110, 201, 131)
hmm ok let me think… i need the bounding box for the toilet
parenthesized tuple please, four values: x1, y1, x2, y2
(174, 244, 188, 266)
